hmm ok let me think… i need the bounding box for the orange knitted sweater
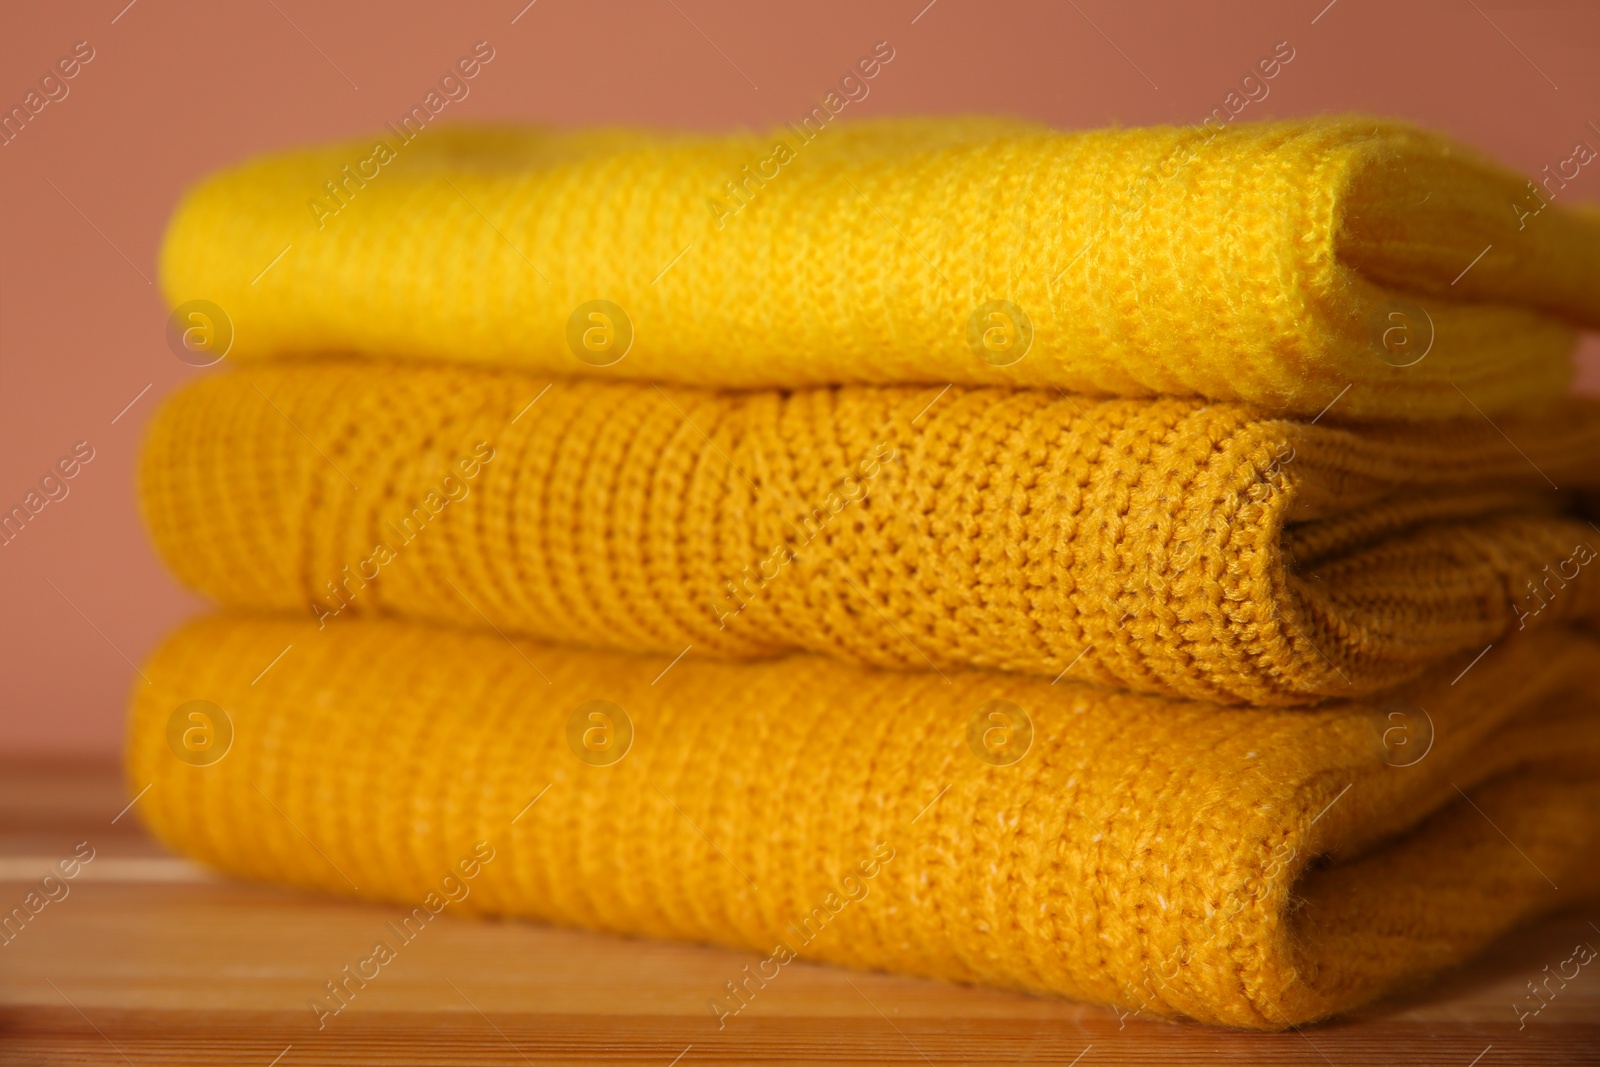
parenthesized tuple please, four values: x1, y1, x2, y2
(128, 615, 1600, 1029)
(139, 364, 1600, 705)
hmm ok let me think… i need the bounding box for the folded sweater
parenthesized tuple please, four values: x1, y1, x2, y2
(140, 364, 1600, 706)
(158, 116, 1600, 419)
(127, 615, 1600, 1029)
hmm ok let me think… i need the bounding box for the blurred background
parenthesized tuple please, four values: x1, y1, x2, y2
(4, 0, 1599, 759)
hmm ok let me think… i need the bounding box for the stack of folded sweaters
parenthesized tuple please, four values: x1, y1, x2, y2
(131, 115, 1600, 1029)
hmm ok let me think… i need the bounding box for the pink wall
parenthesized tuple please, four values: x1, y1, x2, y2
(4, 0, 1599, 757)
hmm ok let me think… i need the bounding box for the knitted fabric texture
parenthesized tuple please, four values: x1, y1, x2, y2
(128, 615, 1600, 1030)
(158, 116, 1600, 419)
(139, 364, 1600, 706)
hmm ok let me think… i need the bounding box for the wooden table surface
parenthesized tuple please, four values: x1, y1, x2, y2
(2, 762, 1596, 1066)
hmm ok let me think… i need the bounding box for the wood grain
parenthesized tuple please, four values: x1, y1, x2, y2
(2, 762, 1596, 1065)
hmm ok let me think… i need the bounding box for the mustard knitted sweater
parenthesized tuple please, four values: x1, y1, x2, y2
(128, 616, 1600, 1030)
(158, 116, 1600, 418)
(139, 364, 1600, 706)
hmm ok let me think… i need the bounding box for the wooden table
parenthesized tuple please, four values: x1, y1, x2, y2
(2, 762, 1596, 1065)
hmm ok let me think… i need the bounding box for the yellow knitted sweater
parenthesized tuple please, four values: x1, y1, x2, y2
(158, 116, 1600, 418)
(128, 615, 1600, 1029)
(140, 364, 1600, 705)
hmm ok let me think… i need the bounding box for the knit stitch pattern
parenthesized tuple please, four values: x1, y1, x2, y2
(127, 616, 1600, 1029)
(158, 116, 1600, 418)
(139, 364, 1600, 706)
